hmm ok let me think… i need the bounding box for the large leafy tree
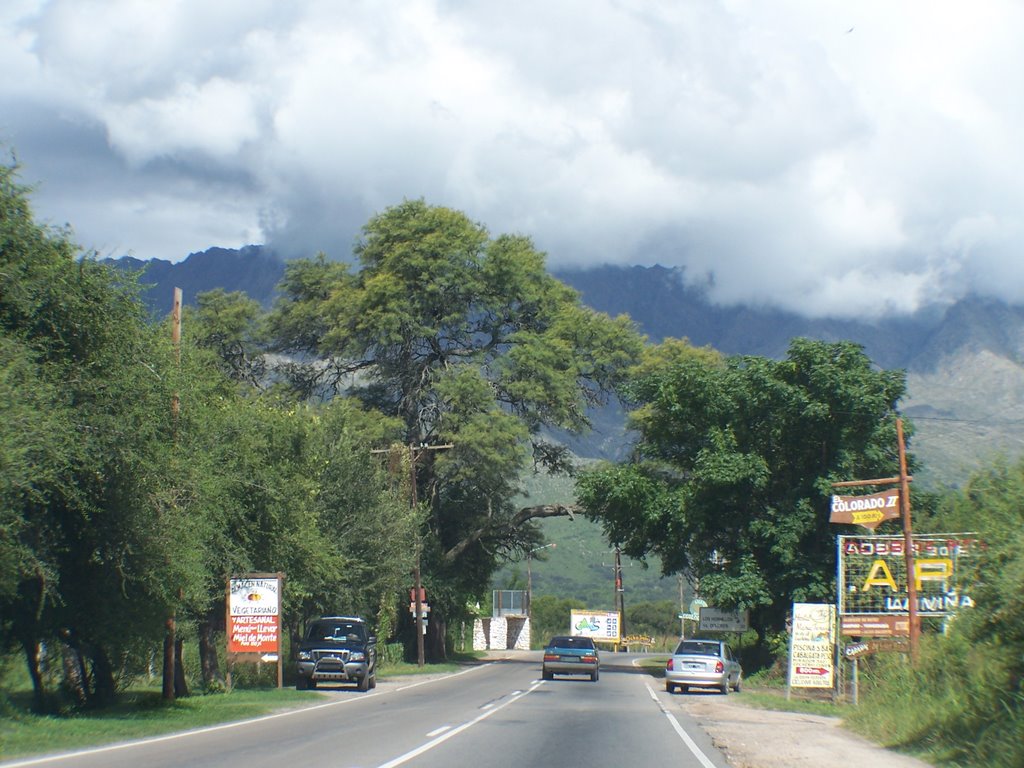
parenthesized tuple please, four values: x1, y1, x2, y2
(0, 160, 186, 707)
(577, 337, 909, 646)
(267, 200, 643, 657)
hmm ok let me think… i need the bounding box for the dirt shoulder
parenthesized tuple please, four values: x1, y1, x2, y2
(668, 691, 934, 768)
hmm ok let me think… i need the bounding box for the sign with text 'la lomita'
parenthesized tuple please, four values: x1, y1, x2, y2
(227, 575, 281, 655)
(830, 489, 901, 530)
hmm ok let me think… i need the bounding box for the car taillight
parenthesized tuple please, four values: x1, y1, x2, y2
(666, 659, 674, 670)
(543, 653, 559, 662)
(582, 655, 596, 663)
(715, 661, 724, 673)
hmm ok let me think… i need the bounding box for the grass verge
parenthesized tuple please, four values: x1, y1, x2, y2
(0, 657, 481, 762)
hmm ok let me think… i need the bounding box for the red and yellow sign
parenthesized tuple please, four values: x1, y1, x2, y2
(227, 576, 281, 654)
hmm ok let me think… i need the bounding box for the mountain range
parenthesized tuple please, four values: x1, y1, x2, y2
(109, 246, 1024, 490)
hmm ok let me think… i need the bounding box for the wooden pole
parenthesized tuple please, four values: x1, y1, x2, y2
(163, 287, 183, 701)
(410, 446, 425, 668)
(896, 419, 919, 663)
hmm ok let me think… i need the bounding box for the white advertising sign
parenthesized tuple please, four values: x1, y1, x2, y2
(570, 610, 621, 643)
(787, 602, 836, 689)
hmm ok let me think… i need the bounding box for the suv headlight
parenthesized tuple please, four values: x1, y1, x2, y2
(298, 650, 312, 661)
(349, 651, 365, 662)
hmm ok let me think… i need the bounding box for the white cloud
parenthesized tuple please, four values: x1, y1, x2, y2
(2, 0, 1023, 318)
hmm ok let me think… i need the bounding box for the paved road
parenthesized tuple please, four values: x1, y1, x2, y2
(3, 652, 730, 768)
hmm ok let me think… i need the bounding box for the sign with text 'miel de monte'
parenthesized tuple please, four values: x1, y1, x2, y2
(227, 574, 282, 656)
(788, 602, 836, 689)
(570, 610, 621, 643)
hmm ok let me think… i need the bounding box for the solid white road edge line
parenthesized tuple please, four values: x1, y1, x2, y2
(375, 680, 545, 768)
(644, 681, 719, 768)
(2, 663, 494, 768)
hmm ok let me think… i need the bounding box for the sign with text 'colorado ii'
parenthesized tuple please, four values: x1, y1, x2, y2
(838, 535, 980, 617)
(829, 489, 900, 530)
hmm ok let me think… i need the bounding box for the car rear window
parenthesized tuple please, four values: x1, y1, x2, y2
(548, 636, 595, 650)
(675, 640, 721, 656)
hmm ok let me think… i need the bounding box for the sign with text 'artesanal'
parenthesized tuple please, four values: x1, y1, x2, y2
(227, 575, 282, 655)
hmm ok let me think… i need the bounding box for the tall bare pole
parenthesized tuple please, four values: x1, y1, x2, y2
(614, 547, 626, 644)
(410, 446, 425, 669)
(163, 287, 183, 701)
(896, 419, 919, 663)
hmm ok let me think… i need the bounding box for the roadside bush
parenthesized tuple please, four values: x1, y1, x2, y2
(846, 632, 1023, 767)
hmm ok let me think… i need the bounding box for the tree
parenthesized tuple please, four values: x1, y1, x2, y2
(267, 200, 644, 658)
(0, 159, 187, 707)
(577, 337, 909, 647)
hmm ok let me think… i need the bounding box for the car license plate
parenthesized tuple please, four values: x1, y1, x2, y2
(685, 662, 703, 670)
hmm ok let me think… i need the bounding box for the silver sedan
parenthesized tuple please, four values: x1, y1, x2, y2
(665, 638, 742, 694)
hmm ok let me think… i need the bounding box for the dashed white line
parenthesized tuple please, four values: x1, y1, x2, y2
(375, 681, 544, 768)
(425, 726, 451, 738)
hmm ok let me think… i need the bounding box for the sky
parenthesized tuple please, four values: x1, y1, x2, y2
(2, 0, 1023, 319)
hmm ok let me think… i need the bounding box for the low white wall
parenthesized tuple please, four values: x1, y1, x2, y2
(473, 617, 531, 650)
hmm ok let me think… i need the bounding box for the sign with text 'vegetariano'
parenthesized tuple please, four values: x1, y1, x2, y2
(227, 575, 282, 655)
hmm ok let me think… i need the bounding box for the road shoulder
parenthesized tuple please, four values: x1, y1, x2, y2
(669, 691, 934, 768)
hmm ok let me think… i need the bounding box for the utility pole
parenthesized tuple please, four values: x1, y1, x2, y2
(614, 547, 626, 644)
(374, 442, 452, 668)
(831, 417, 918, 664)
(163, 287, 182, 702)
(896, 418, 920, 662)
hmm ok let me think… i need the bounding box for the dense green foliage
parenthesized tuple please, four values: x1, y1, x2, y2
(577, 337, 910, 646)
(0, 163, 416, 708)
(847, 459, 1024, 767)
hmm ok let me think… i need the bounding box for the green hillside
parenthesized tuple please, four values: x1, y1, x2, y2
(494, 467, 687, 609)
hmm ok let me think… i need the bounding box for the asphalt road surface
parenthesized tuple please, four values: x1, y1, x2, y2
(3, 653, 730, 768)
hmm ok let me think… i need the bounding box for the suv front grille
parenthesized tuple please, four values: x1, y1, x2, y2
(313, 649, 351, 663)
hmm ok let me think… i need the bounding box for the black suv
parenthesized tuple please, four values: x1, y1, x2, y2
(296, 616, 377, 691)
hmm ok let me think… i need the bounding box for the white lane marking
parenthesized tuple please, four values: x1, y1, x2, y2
(644, 682, 719, 768)
(375, 680, 544, 768)
(425, 726, 451, 738)
(2, 663, 495, 768)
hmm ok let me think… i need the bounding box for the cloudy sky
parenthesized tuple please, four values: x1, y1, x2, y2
(2, 0, 1022, 318)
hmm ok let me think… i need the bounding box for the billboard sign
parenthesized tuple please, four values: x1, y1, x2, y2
(838, 534, 980, 618)
(227, 575, 282, 655)
(699, 607, 749, 633)
(570, 610, 621, 643)
(788, 603, 836, 689)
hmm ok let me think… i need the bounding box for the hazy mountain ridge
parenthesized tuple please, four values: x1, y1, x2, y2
(108, 246, 1024, 487)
